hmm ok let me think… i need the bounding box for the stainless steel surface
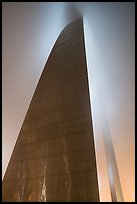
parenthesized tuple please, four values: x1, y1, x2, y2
(2, 18, 99, 202)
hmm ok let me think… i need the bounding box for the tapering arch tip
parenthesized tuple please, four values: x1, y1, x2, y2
(58, 17, 84, 38)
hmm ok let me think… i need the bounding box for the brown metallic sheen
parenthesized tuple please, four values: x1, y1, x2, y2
(2, 18, 99, 202)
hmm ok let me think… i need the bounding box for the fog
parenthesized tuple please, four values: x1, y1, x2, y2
(2, 2, 135, 202)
